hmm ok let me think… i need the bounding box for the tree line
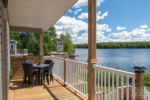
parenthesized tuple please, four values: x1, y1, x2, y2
(10, 26, 75, 56)
(75, 42, 150, 49)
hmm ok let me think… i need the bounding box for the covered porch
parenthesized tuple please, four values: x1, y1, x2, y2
(9, 65, 82, 100)
(8, 0, 85, 100)
(0, 0, 148, 100)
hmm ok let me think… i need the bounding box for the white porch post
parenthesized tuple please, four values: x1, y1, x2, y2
(40, 32, 44, 63)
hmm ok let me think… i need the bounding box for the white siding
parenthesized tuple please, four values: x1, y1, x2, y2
(7, 21, 10, 91)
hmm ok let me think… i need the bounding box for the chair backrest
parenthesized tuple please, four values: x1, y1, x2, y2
(49, 61, 54, 74)
(22, 63, 33, 76)
(44, 60, 54, 75)
(44, 60, 52, 64)
(24, 60, 32, 64)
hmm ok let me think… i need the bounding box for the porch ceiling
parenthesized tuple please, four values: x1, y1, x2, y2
(8, 0, 78, 33)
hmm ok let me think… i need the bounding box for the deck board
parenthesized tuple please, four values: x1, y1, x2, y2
(9, 67, 81, 100)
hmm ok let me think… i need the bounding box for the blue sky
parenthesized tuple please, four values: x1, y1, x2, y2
(55, 0, 150, 44)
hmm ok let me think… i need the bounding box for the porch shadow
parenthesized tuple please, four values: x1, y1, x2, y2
(43, 84, 58, 100)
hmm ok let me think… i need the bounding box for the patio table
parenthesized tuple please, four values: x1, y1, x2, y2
(33, 64, 49, 85)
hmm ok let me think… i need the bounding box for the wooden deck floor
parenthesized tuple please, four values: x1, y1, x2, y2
(9, 68, 82, 100)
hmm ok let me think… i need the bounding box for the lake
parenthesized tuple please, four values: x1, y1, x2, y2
(75, 48, 150, 72)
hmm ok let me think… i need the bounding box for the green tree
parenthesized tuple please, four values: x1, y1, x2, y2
(10, 31, 21, 40)
(44, 26, 57, 53)
(10, 26, 76, 56)
(48, 26, 57, 38)
(60, 34, 65, 40)
(75, 42, 150, 49)
(62, 33, 75, 54)
(26, 33, 39, 56)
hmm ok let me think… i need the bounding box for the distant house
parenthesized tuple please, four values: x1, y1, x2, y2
(10, 40, 28, 56)
(57, 38, 64, 52)
(10, 40, 18, 55)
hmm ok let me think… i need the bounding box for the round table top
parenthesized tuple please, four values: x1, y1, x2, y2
(33, 64, 49, 68)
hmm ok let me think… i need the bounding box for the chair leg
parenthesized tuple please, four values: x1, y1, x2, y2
(28, 76, 31, 84)
(24, 74, 27, 83)
(47, 74, 49, 85)
(32, 76, 35, 87)
(22, 75, 26, 87)
(50, 74, 53, 82)
(43, 75, 45, 82)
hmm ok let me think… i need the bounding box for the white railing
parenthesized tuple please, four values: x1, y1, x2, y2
(50, 56, 149, 100)
(94, 65, 135, 100)
(52, 57, 64, 82)
(144, 87, 150, 100)
(66, 59, 88, 98)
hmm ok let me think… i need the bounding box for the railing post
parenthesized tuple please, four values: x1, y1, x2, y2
(64, 57, 66, 86)
(134, 66, 145, 100)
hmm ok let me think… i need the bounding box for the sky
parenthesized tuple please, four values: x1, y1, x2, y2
(54, 0, 150, 44)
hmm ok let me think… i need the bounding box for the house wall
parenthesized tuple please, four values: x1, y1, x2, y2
(0, 1, 10, 100)
(11, 56, 40, 78)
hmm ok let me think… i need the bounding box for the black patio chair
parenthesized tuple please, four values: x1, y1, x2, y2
(43, 60, 54, 85)
(22, 63, 39, 87)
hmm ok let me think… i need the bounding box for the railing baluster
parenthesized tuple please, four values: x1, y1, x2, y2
(74, 62, 76, 88)
(132, 76, 135, 100)
(108, 72, 110, 100)
(126, 76, 129, 100)
(75, 63, 77, 88)
(82, 65, 84, 94)
(77, 63, 79, 90)
(86, 65, 88, 96)
(112, 73, 114, 100)
(121, 74, 124, 100)
(98, 69, 100, 100)
(83, 65, 84, 94)
(69, 61, 71, 84)
(68, 61, 69, 84)
(101, 70, 103, 100)
(72, 62, 74, 86)
(73, 62, 75, 88)
(116, 73, 119, 100)
(59, 59, 60, 79)
(80, 64, 81, 93)
(81, 64, 83, 94)
(95, 69, 97, 100)
(104, 71, 107, 100)
(66, 61, 68, 83)
(83, 65, 86, 94)
(80, 65, 83, 93)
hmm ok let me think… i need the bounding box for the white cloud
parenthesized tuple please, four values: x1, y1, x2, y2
(74, 8, 82, 15)
(74, 0, 104, 8)
(139, 25, 148, 29)
(55, 16, 88, 37)
(68, 9, 72, 13)
(108, 27, 150, 42)
(78, 11, 108, 20)
(116, 26, 126, 31)
(97, 24, 111, 32)
(78, 12, 88, 19)
(55, 16, 111, 44)
(97, 11, 109, 21)
(55, 16, 150, 43)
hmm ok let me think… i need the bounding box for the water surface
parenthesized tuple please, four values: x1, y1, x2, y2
(75, 49, 150, 72)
